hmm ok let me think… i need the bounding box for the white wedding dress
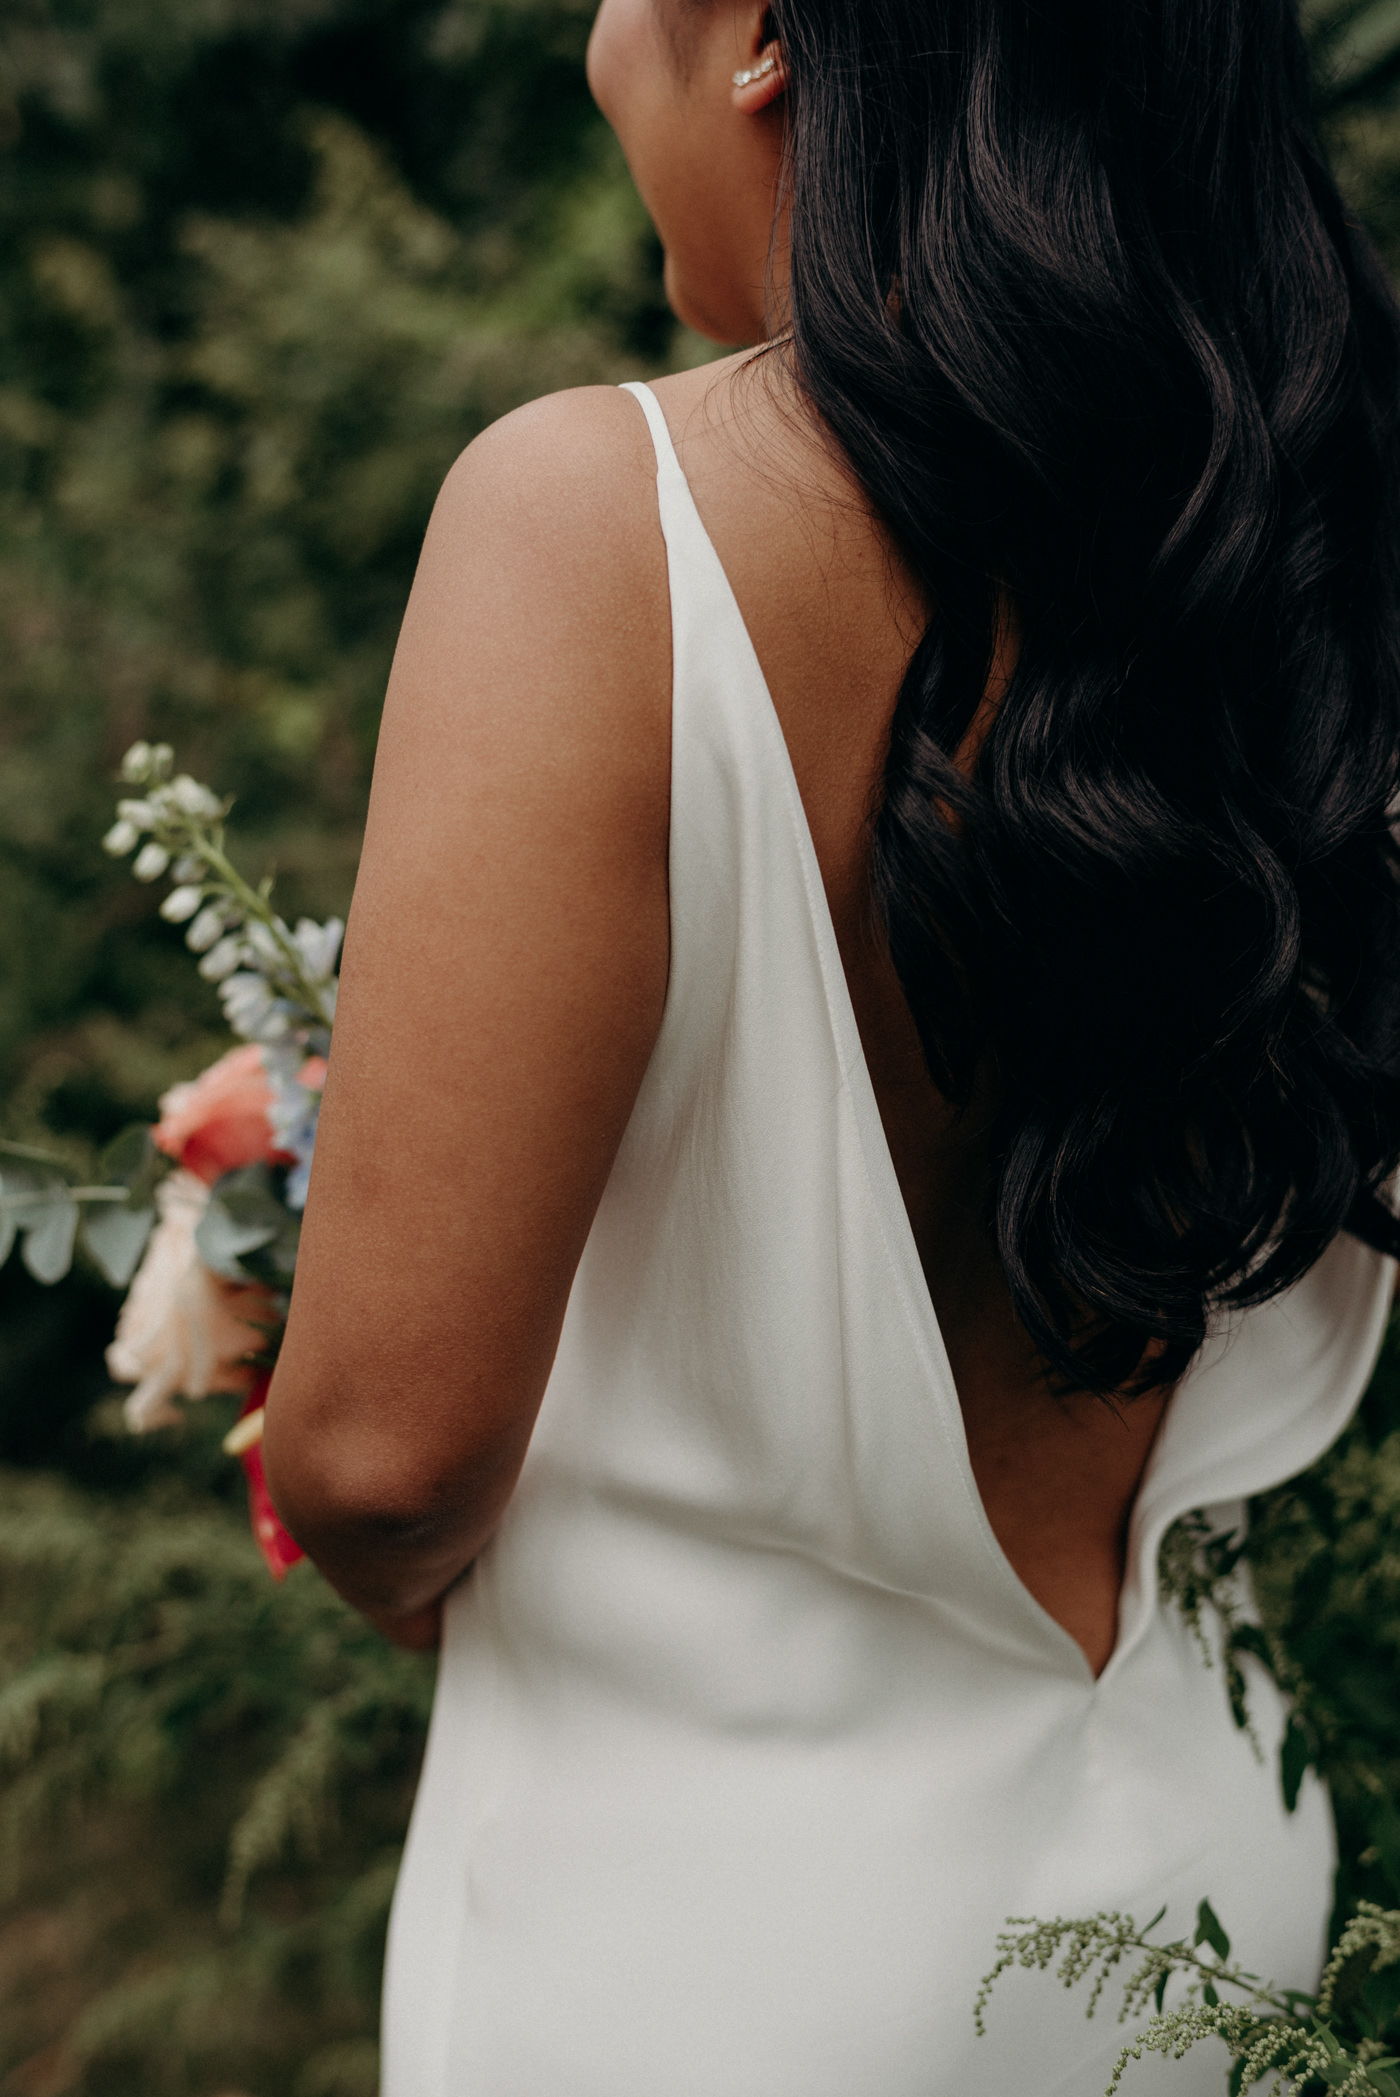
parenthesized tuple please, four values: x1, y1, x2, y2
(380, 379, 1394, 2095)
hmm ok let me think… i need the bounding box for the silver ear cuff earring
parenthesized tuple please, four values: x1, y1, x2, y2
(732, 53, 780, 87)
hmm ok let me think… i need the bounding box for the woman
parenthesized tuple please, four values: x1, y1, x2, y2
(263, 0, 1400, 2089)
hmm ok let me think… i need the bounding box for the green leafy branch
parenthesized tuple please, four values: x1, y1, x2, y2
(0, 1128, 159, 1288)
(1159, 1511, 1330, 1817)
(978, 1900, 1400, 2095)
(1159, 1514, 1271, 1754)
(195, 1163, 302, 1296)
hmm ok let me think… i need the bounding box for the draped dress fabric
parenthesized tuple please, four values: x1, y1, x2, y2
(380, 379, 1396, 2096)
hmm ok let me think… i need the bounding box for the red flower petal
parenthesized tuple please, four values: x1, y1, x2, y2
(237, 1373, 304, 1580)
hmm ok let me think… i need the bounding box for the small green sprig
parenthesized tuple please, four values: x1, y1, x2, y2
(977, 1901, 1400, 2096)
(1160, 1508, 1334, 1821)
(104, 741, 341, 1047)
(1159, 1511, 1279, 1758)
(0, 1129, 158, 1287)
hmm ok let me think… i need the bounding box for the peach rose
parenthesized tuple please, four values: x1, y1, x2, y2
(154, 1042, 291, 1184)
(106, 1168, 276, 1431)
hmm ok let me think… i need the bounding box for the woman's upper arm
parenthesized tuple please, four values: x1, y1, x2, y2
(262, 386, 670, 1598)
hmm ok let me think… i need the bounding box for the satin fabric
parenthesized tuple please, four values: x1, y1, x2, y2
(381, 379, 1394, 2095)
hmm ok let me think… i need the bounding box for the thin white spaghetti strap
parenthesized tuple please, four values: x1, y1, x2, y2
(619, 380, 686, 482)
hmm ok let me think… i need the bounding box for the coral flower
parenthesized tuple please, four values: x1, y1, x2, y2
(154, 1042, 292, 1184)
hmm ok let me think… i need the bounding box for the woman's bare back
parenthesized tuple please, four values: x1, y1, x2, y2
(648, 353, 1168, 1673)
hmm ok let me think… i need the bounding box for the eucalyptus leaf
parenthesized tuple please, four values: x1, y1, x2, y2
(201, 1162, 302, 1285)
(0, 1168, 32, 1270)
(20, 1187, 80, 1284)
(81, 1201, 156, 1288)
(258, 1210, 302, 1285)
(2, 1165, 77, 1282)
(100, 1123, 161, 1203)
(211, 1163, 288, 1232)
(196, 1197, 278, 1282)
(0, 1140, 70, 1169)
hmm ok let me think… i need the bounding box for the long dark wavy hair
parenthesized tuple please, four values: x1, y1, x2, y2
(763, 0, 1400, 1391)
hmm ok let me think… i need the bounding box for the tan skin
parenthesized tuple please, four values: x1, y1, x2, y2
(263, 0, 1169, 1676)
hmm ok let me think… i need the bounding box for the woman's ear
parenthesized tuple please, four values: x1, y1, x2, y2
(729, 36, 785, 113)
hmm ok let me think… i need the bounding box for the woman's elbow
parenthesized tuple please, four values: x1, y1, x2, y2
(261, 1370, 520, 1589)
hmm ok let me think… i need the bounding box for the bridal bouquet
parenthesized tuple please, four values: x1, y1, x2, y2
(0, 742, 345, 1575)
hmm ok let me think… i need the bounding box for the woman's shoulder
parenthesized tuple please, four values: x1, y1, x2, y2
(433, 381, 663, 575)
(432, 352, 765, 552)
(406, 360, 762, 759)
(403, 382, 677, 784)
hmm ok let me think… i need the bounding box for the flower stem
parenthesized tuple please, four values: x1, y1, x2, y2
(194, 830, 336, 1028)
(0, 1187, 134, 1209)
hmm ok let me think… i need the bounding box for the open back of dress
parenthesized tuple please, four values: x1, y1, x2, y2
(381, 382, 1394, 2097)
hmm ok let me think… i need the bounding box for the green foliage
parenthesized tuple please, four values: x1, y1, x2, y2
(985, 1326, 1400, 2091)
(0, 1420, 433, 2095)
(0, 0, 684, 1152)
(1156, 1319, 1400, 1918)
(978, 1902, 1400, 2096)
(199, 1164, 302, 1291)
(1158, 1511, 1265, 1754)
(0, 0, 695, 1434)
(1310, 0, 1400, 261)
(0, 1131, 156, 1289)
(1309, 0, 1400, 104)
(0, 2, 692, 2081)
(1248, 1319, 1400, 1930)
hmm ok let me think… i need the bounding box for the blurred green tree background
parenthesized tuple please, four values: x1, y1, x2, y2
(0, 0, 696, 1470)
(0, 3, 691, 2090)
(4, 1, 1400, 2092)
